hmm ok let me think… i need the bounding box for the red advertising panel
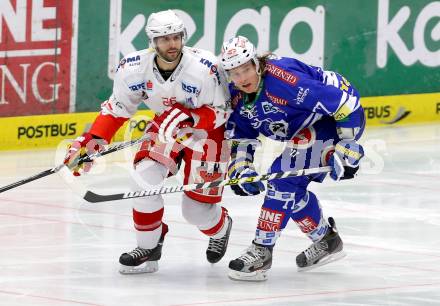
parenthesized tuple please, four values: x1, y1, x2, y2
(0, 0, 73, 116)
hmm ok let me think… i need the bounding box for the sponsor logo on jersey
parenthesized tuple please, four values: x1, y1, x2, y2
(181, 81, 200, 95)
(261, 101, 285, 115)
(118, 55, 140, 71)
(199, 58, 221, 85)
(265, 90, 288, 106)
(294, 216, 318, 233)
(257, 208, 285, 232)
(128, 81, 146, 91)
(266, 63, 299, 85)
(126, 55, 140, 63)
(146, 80, 153, 91)
(117, 58, 126, 71)
(18, 123, 76, 139)
(437, 103, 440, 115)
(296, 87, 310, 104)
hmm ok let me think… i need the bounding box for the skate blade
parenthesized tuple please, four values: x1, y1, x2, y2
(297, 250, 346, 272)
(119, 261, 159, 274)
(228, 269, 268, 282)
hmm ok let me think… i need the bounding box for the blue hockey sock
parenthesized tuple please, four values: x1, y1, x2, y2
(290, 191, 329, 242)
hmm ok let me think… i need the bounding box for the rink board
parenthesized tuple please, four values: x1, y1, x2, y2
(0, 93, 439, 151)
(0, 111, 154, 151)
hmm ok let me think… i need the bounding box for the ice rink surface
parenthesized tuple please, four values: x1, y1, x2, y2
(0, 123, 439, 306)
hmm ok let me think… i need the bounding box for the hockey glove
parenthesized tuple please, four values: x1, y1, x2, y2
(151, 103, 194, 143)
(328, 140, 364, 181)
(63, 132, 106, 176)
(228, 159, 265, 196)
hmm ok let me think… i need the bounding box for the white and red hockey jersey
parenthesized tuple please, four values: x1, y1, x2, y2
(89, 47, 231, 142)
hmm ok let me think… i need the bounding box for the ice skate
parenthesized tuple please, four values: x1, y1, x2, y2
(206, 215, 233, 263)
(228, 241, 273, 281)
(119, 224, 168, 274)
(296, 217, 346, 272)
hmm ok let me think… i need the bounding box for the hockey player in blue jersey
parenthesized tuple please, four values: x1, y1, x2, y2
(221, 36, 365, 281)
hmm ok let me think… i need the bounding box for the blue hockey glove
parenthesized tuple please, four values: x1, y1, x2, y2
(231, 166, 265, 196)
(229, 163, 264, 196)
(328, 140, 364, 181)
(228, 139, 264, 196)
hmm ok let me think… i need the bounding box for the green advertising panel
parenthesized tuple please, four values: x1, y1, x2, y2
(75, 0, 440, 112)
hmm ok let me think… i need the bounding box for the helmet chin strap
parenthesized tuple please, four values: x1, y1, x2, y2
(253, 66, 262, 92)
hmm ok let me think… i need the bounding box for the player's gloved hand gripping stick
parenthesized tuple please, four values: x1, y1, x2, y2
(0, 133, 151, 194)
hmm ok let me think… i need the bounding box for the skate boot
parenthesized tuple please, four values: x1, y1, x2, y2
(119, 223, 169, 274)
(206, 215, 233, 263)
(228, 241, 273, 281)
(296, 217, 346, 271)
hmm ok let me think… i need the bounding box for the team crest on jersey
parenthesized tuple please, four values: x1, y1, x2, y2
(291, 127, 316, 149)
(239, 105, 258, 119)
(268, 120, 288, 138)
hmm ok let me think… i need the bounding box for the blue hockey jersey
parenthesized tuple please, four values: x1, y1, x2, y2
(226, 57, 364, 142)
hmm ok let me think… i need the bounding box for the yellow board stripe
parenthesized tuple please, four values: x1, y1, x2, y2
(0, 110, 155, 151)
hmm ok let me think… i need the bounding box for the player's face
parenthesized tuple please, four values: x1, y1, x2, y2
(155, 33, 183, 62)
(228, 61, 259, 94)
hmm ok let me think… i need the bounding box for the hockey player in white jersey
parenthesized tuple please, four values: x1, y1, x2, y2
(64, 10, 232, 274)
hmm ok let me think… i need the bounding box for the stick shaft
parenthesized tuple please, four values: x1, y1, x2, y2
(83, 166, 332, 203)
(0, 134, 150, 194)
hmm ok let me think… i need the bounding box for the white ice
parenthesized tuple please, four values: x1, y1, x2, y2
(0, 123, 440, 306)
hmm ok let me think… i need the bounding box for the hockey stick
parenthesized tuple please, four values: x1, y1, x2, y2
(83, 166, 332, 203)
(0, 134, 150, 194)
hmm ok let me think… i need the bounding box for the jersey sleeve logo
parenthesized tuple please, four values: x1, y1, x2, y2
(266, 63, 299, 85)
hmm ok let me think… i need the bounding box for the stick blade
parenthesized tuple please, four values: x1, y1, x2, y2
(83, 191, 125, 203)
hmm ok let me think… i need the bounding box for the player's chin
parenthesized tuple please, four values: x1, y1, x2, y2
(239, 84, 256, 94)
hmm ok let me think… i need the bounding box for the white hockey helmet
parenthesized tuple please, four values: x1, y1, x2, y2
(145, 10, 187, 48)
(221, 36, 259, 72)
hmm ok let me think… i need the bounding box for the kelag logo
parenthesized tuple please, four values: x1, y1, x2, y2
(364, 105, 411, 124)
(0, 1, 74, 116)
